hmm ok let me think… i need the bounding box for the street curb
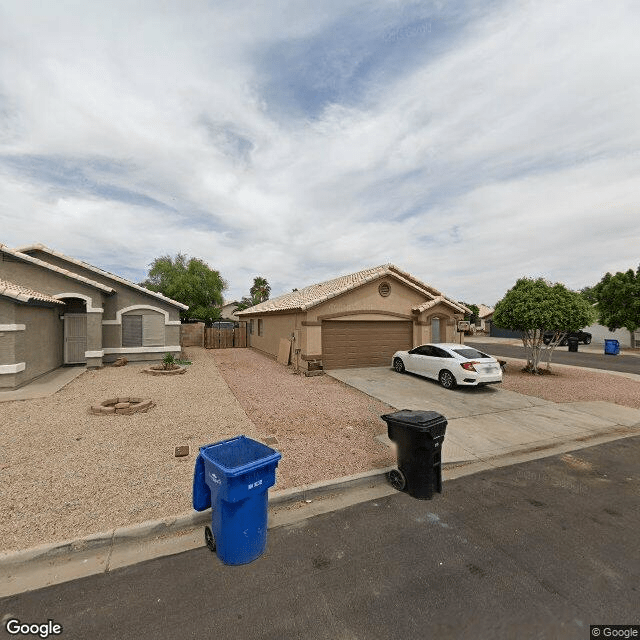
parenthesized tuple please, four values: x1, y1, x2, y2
(0, 467, 395, 571)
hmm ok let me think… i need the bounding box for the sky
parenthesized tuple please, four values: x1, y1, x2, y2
(1, 0, 638, 306)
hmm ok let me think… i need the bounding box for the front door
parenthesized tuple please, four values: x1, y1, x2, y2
(431, 317, 441, 343)
(64, 314, 87, 364)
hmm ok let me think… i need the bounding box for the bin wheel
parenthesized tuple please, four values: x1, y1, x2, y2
(204, 526, 216, 552)
(388, 468, 406, 491)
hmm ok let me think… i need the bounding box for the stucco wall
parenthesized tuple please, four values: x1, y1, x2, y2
(1, 258, 106, 311)
(249, 314, 300, 359)
(584, 323, 633, 348)
(25, 249, 182, 324)
(306, 276, 424, 323)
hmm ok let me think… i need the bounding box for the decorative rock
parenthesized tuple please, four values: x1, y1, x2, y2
(112, 357, 128, 367)
(118, 397, 130, 404)
(115, 402, 130, 409)
(103, 398, 119, 406)
(175, 445, 190, 457)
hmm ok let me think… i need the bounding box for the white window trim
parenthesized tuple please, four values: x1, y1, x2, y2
(0, 362, 26, 374)
(102, 305, 181, 325)
(0, 324, 26, 331)
(53, 293, 103, 313)
(103, 346, 181, 354)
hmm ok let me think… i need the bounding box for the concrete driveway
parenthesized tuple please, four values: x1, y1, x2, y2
(328, 367, 640, 466)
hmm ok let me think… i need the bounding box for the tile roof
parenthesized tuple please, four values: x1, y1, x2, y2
(413, 295, 469, 315)
(237, 264, 469, 315)
(0, 279, 65, 305)
(1, 244, 114, 293)
(12, 243, 189, 310)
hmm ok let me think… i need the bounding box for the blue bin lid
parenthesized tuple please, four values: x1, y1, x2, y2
(200, 435, 281, 477)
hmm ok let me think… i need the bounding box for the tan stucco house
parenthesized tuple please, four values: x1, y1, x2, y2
(236, 264, 469, 371)
(0, 243, 188, 389)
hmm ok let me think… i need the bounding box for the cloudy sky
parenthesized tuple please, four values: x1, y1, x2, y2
(1, 0, 638, 306)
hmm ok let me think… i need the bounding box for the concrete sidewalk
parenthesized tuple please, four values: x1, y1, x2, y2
(0, 366, 86, 402)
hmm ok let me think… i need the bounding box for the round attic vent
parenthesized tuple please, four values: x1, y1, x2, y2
(378, 282, 391, 297)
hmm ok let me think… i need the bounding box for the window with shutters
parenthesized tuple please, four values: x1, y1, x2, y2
(122, 313, 165, 347)
(122, 315, 143, 347)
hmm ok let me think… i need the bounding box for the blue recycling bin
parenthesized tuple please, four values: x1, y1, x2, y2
(192, 435, 281, 565)
(604, 339, 620, 355)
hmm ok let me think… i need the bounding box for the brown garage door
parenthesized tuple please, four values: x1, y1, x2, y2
(322, 320, 413, 370)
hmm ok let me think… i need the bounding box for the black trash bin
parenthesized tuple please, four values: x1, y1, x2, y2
(568, 337, 579, 352)
(381, 409, 447, 500)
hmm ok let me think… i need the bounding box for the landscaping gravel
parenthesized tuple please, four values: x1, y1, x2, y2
(1, 347, 638, 554)
(0, 347, 394, 553)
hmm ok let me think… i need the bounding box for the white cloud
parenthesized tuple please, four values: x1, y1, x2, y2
(1, 0, 638, 305)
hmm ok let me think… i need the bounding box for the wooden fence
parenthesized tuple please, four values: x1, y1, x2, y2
(204, 322, 247, 349)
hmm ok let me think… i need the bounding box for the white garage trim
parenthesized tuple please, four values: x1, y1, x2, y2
(0, 324, 26, 331)
(102, 305, 181, 325)
(0, 362, 26, 374)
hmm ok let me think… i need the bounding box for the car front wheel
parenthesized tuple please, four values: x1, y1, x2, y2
(393, 358, 405, 373)
(439, 370, 457, 389)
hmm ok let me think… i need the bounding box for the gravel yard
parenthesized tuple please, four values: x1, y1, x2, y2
(500, 357, 640, 409)
(0, 347, 394, 553)
(1, 346, 638, 554)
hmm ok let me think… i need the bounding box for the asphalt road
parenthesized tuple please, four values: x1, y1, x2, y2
(471, 341, 640, 375)
(2, 437, 639, 640)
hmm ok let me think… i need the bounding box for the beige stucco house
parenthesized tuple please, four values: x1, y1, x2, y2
(0, 243, 188, 389)
(236, 264, 469, 372)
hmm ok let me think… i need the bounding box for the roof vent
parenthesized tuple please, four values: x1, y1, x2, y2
(378, 282, 391, 297)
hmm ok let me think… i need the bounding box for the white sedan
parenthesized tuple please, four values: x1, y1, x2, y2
(392, 343, 503, 389)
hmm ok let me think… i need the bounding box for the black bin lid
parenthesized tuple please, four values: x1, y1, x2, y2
(381, 409, 447, 431)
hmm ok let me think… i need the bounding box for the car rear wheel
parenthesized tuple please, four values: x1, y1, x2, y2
(583, 336, 591, 344)
(439, 370, 457, 389)
(393, 358, 405, 373)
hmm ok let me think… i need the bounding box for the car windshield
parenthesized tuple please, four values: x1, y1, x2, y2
(452, 348, 489, 359)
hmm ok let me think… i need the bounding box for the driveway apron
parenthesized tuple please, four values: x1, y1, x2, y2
(328, 367, 640, 465)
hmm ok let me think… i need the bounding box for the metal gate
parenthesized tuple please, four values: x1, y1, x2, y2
(205, 322, 247, 349)
(64, 314, 87, 363)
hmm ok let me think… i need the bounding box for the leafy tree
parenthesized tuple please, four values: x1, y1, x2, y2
(493, 277, 595, 373)
(235, 276, 271, 311)
(586, 265, 640, 333)
(140, 253, 226, 322)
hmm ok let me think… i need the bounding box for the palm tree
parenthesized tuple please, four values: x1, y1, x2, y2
(235, 277, 271, 311)
(250, 277, 271, 304)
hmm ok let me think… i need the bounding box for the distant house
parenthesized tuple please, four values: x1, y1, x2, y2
(0, 243, 188, 389)
(476, 304, 494, 333)
(236, 264, 469, 372)
(220, 301, 240, 322)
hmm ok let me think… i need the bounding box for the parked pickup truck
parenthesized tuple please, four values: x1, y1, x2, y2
(543, 330, 592, 346)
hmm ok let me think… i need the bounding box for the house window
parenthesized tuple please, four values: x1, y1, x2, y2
(249, 319, 254, 334)
(258, 319, 264, 336)
(122, 314, 164, 347)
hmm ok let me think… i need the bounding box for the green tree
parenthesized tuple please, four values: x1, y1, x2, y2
(140, 253, 226, 322)
(235, 276, 271, 311)
(586, 265, 640, 333)
(493, 277, 595, 373)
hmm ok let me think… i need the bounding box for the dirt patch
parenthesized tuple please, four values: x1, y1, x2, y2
(208, 349, 396, 490)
